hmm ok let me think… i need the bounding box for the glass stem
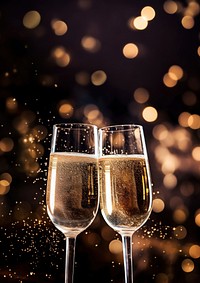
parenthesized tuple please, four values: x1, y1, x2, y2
(121, 234, 134, 283)
(65, 237, 76, 283)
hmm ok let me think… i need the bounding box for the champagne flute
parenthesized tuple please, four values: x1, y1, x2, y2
(99, 124, 153, 283)
(46, 123, 99, 283)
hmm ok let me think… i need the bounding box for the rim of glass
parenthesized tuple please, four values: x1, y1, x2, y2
(53, 123, 98, 129)
(99, 124, 143, 132)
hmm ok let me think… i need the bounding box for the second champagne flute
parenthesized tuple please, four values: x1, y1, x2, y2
(46, 123, 99, 283)
(99, 124, 153, 283)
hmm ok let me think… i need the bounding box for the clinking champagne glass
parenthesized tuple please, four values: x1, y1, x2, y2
(46, 123, 99, 283)
(99, 124, 153, 283)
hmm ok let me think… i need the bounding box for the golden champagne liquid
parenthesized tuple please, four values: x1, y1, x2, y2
(46, 152, 99, 237)
(99, 155, 152, 233)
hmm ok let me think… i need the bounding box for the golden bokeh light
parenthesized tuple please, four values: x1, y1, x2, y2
(188, 114, 200, 129)
(141, 6, 156, 21)
(180, 182, 194, 197)
(6, 97, 18, 112)
(83, 104, 104, 126)
(51, 46, 71, 67)
(81, 36, 101, 53)
(163, 0, 178, 14)
(155, 273, 169, 283)
(181, 16, 194, 29)
(161, 155, 179, 174)
(168, 65, 184, 80)
(189, 245, 200, 259)
(186, 1, 200, 16)
(23, 10, 41, 29)
(142, 106, 158, 122)
(195, 210, 200, 227)
(58, 101, 74, 119)
(51, 19, 68, 36)
(0, 137, 14, 153)
(91, 70, 107, 86)
(163, 173, 177, 189)
(163, 73, 177, 87)
(173, 225, 187, 240)
(75, 71, 90, 86)
(0, 178, 10, 195)
(192, 146, 200, 161)
(123, 43, 139, 59)
(152, 124, 168, 141)
(181, 258, 194, 273)
(178, 112, 190, 127)
(173, 208, 188, 223)
(133, 16, 148, 30)
(198, 46, 200, 56)
(133, 87, 149, 103)
(109, 239, 123, 254)
(152, 198, 165, 213)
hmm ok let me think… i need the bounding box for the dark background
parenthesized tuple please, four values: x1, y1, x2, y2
(0, 0, 200, 282)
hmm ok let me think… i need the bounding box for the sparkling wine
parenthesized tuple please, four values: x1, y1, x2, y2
(99, 155, 152, 233)
(46, 152, 99, 237)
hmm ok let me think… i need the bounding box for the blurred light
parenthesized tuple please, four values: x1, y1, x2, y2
(0, 176, 10, 195)
(123, 43, 138, 59)
(58, 101, 74, 118)
(142, 106, 158, 122)
(163, 173, 177, 189)
(152, 198, 165, 213)
(75, 71, 90, 86)
(78, 0, 92, 9)
(155, 273, 169, 283)
(163, 73, 177, 87)
(154, 145, 169, 164)
(91, 70, 107, 86)
(152, 124, 168, 141)
(180, 182, 194, 197)
(168, 65, 184, 80)
(6, 97, 18, 112)
(195, 210, 200, 227)
(51, 46, 71, 67)
(170, 196, 183, 210)
(178, 112, 190, 127)
(31, 125, 48, 141)
(101, 226, 116, 241)
(186, 1, 200, 16)
(51, 19, 68, 36)
(133, 88, 149, 103)
(0, 138, 14, 153)
(173, 225, 187, 239)
(192, 146, 200, 161)
(188, 114, 200, 129)
(0, 173, 12, 184)
(23, 10, 41, 29)
(198, 46, 200, 56)
(181, 16, 194, 29)
(141, 6, 156, 21)
(163, 1, 178, 14)
(161, 156, 179, 174)
(189, 245, 200, 259)
(182, 91, 197, 106)
(173, 208, 188, 223)
(83, 104, 98, 116)
(109, 239, 123, 254)
(181, 258, 194, 272)
(133, 16, 148, 30)
(83, 104, 104, 126)
(81, 36, 101, 53)
(82, 232, 101, 247)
